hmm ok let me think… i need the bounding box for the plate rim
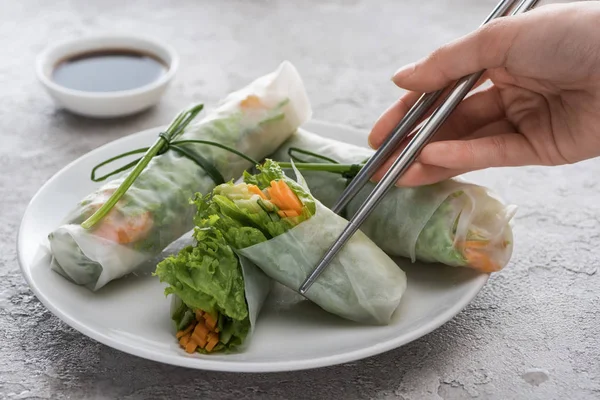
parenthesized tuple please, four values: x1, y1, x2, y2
(17, 119, 489, 373)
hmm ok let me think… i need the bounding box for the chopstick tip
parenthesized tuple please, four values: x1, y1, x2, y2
(298, 283, 310, 295)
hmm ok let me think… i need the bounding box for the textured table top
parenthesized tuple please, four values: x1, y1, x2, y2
(2, 0, 599, 399)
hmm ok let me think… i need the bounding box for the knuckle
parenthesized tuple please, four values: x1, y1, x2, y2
(463, 141, 478, 168)
(490, 135, 508, 165)
(427, 46, 445, 64)
(475, 19, 514, 67)
(479, 18, 506, 37)
(426, 46, 453, 82)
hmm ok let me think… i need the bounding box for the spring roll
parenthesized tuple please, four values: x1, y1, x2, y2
(271, 129, 516, 272)
(156, 224, 271, 354)
(48, 61, 312, 290)
(193, 160, 407, 325)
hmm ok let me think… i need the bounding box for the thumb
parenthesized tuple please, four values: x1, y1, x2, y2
(392, 17, 522, 92)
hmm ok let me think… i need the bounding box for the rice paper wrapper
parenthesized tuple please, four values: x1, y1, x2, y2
(50, 225, 149, 289)
(272, 129, 517, 272)
(169, 255, 272, 352)
(238, 167, 406, 325)
(48, 61, 311, 291)
(236, 255, 273, 343)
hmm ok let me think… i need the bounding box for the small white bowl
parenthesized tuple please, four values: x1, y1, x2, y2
(36, 35, 179, 118)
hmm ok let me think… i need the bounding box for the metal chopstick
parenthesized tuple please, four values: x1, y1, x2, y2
(330, 0, 518, 215)
(299, 0, 539, 295)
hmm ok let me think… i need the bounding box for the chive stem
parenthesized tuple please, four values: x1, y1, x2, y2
(81, 104, 204, 229)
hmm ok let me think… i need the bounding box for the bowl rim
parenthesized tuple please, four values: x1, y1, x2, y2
(35, 33, 179, 99)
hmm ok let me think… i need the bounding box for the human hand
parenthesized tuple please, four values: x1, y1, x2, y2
(369, 1, 600, 187)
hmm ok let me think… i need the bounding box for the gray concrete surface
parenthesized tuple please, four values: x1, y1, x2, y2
(1, 0, 599, 399)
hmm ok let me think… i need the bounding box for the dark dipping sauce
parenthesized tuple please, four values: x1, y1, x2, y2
(52, 49, 168, 92)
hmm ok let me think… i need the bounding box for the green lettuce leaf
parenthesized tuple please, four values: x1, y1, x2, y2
(244, 159, 316, 215)
(155, 224, 250, 351)
(243, 159, 286, 188)
(194, 161, 316, 251)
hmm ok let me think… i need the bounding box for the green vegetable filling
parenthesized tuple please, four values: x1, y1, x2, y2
(193, 160, 316, 251)
(155, 223, 250, 352)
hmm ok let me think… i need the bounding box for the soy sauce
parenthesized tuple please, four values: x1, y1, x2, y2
(52, 49, 168, 92)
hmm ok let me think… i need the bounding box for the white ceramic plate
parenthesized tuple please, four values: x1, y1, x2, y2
(18, 120, 488, 372)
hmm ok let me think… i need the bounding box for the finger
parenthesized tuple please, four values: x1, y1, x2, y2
(395, 163, 470, 187)
(368, 139, 458, 184)
(461, 119, 516, 141)
(369, 158, 469, 187)
(369, 84, 477, 149)
(429, 85, 506, 142)
(368, 91, 422, 149)
(419, 133, 542, 171)
(370, 73, 497, 149)
(369, 85, 508, 185)
(391, 17, 522, 92)
(376, 130, 538, 187)
(378, 84, 506, 154)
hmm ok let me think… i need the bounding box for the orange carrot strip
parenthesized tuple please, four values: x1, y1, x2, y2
(176, 323, 195, 339)
(194, 324, 210, 340)
(179, 334, 191, 348)
(271, 181, 293, 210)
(191, 333, 208, 348)
(195, 310, 204, 320)
(185, 340, 198, 354)
(204, 314, 218, 331)
(205, 333, 219, 352)
(248, 184, 267, 199)
(278, 210, 299, 218)
(464, 240, 490, 249)
(267, 186, 286, 210)
(267, 181, 282, 198)
(462, 240, 502, 272)
(274, 180, 302, 212)
(464, 249, 500, 273)
(268, 181, 293, 211)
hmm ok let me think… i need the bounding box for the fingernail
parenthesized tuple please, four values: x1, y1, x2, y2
(392, 63, 416, 84)
(367, 135, 376, 149)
